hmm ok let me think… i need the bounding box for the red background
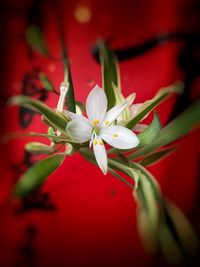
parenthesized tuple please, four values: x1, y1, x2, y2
(0, 0, 200, 266)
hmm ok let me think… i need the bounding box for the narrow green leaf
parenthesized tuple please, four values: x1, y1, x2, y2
(25, 25, 49, 56)
(0, 131, 74, 144)
(158, 222, 182, 263)
(12, 153, 66, 197)
(134, 172, 159, 252)
(66, 72, 76, 112)
(126, 82, 183, 129)
(111, 158, 163, 204)
(135, 173, 159, 226)
(8, 96, 69, 132)
(79, 147, 198, 262)
(108, 168, 134, 189)
(127, 100, 200, 160)
(158, 199, 198, 263)
(25, 142, 54, 154)
(140, 147, 176, 166)
(61, 44, 76, 113)
(136, 206, 159, 253)
(80, 148, 138, 189)
(98, 40, 120, 109)
(163, 200, 199, 258)
(39, 73, 54, 91)
(138, 112, 161, 145)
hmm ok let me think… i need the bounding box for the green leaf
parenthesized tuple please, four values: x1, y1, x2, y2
(126, 82, 184, 129)
(1, 131, 75, 144)
(140, 147, 176, 166)
(66, 72, 76, 113)
(12, 153, 65, 197)
(98, 40, 120, 109)
(127, 100, 200, 160)
(158, 221, 182, 263)
(135, 173, 159, 225)
(162, 200, 199, 259)
(8, 96, 69, 132)
(134, 172, 160, 252)
(61, 44, 76, 113)
(79, 148, 198, 262)
(138, 112, 161, 146)
(25, 25, 49, 56)
(158, 199, 199, 263)
(108, 167, 134, 189)
(39, 73, 54, 91)
(25, 142, 54, 154)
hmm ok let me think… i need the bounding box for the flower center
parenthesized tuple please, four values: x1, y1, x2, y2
(93, 119, 99, 125)
(92, 126, 100, 135)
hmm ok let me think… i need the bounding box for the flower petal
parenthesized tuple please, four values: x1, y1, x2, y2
(86, 85, 107, 125)
(63, 110, 88, 123)
(101, 125, 140, 149)
(93, 135, 108, 175)
(102, 101, 128, 126)
(66, 119, 92, 143)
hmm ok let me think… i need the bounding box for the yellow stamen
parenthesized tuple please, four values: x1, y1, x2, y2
(99, 140, 103, 145)
(112, 134, 118, 138)
(93, 119, 99, 125)
(105, 120, 109, 125)
(93, 139, 98, 145)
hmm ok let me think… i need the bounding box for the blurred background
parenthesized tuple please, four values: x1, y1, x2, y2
(0, 0, 200, 266)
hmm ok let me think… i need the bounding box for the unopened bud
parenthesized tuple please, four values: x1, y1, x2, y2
(25, 142, 53, 154)
(56, 82, 69, 112)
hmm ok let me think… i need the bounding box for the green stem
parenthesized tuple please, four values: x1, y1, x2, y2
(1, 131, 77, 144)
(80, 148, 138, 189)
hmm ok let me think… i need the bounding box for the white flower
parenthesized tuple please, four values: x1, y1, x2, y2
(65, 85, 140, 174)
